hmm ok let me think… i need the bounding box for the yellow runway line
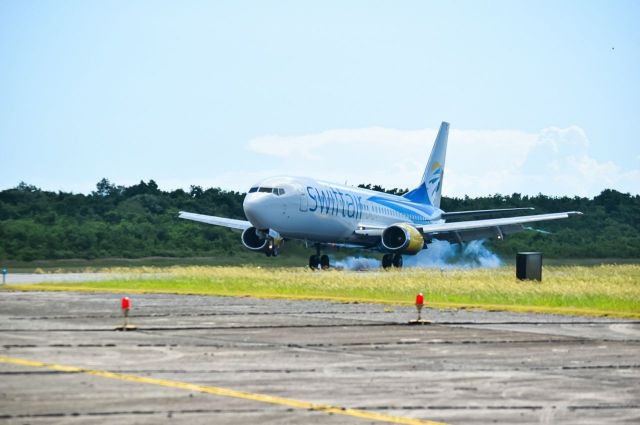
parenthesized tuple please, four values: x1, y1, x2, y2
(0, 355, 449, 425)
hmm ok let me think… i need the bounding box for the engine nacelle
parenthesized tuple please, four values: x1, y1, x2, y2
(381, 223, 424, 255)
(241, 227, 269, 252)
(241, 227, 284, 255)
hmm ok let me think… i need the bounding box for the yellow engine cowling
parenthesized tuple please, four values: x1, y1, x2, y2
(381, 223, 424, 255)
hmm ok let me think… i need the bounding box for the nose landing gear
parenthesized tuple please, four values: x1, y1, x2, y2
(264, 240, 279, 257)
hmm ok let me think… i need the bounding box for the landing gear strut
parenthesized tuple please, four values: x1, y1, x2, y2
(309, 244, 330, 270)
(382, 253, 403, 269)
(265, 240, 279, 257)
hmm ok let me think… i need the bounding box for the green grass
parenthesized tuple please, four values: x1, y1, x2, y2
(5, 265, 640, 319)
(0, 255, 309, 273)
(4, 256, 638, 273)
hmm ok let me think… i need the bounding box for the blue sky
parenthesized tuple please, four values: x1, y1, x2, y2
(1, 0, 638, 197)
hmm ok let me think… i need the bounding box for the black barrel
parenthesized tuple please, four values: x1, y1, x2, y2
(516, 252, 542, 281)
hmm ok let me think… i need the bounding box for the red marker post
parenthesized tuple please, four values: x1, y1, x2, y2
(122, 296, 130, 325)
(409, 292, 430, 325)
(415, 293, 424, 321)
(116, 296, 137, 331)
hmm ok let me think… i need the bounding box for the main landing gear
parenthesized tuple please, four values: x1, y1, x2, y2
(382, 253, 403, 269)
(309, 244, 330, 270)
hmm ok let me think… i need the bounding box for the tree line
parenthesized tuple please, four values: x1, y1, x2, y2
(0, 179, 638, 261)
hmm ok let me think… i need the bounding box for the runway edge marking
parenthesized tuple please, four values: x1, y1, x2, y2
(0, 355, 448, 425)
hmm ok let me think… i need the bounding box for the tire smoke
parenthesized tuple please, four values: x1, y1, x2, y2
(334, 240, 501, 270)
(403, 240, 502, 269)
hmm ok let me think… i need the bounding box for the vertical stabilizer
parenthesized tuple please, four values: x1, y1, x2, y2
(403, 121, 449, 207)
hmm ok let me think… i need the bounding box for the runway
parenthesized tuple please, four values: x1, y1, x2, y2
(1, 272, 166, 285)
(1, 291, 638, 424)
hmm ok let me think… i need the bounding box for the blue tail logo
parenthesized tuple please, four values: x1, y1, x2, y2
(426, 162, 443, 204)
(403, 121, 449, 208)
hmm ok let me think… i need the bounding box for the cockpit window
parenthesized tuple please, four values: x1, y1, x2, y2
(255, 187, 285, 195)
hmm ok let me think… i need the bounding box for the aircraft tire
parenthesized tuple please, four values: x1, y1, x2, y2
(382, 254, 393, 269)
(392, 254, 403, 268)
(309, 255, 320, 270)
(320, 255, 330, 270)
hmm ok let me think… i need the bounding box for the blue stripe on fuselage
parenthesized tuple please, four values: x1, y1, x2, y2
(368, 196, 438, 223)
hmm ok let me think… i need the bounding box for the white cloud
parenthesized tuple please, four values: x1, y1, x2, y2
(246, 125, 640, 197)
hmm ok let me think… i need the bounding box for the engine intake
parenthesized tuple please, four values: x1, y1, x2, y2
(381, 223, 424, 255)
(241, 227, 269, 252)
(241, 227, 283, 256)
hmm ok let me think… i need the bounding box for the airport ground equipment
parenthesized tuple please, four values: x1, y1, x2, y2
(516, 252, 543, 281)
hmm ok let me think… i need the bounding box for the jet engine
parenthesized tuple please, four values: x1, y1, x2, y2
(241, 227, 283, 256)
(381, 223, 424, 255)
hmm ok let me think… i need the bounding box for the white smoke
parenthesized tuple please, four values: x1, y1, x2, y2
(334, 240, 501, 270)
(334, 256, 381, 271)
(404, 240, 501, 269)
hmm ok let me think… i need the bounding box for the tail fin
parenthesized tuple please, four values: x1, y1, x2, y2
(403, 121, 449, 208)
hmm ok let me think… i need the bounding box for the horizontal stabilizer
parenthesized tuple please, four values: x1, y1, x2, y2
(523, 226, 553, 235)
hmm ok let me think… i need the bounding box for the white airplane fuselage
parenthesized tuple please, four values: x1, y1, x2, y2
(243, 176, 444, 247)
(179, 121, 581, 268)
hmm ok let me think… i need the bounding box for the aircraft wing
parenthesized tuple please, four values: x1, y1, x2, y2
(417, 211, 582, 243)
(354, 223, 386, 237)
(441, 207, 534, 220)
(178, 211, 252, 231)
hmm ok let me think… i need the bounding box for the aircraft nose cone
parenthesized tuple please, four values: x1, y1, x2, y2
(243, 195, 269, 228)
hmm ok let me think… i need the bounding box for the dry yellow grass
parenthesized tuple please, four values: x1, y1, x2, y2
(8, 264, 640, 318)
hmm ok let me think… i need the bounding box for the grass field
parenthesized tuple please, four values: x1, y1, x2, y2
(4, 256, 639, 273)
(0, 255, 308, 273)
(6, 264, 640, 319)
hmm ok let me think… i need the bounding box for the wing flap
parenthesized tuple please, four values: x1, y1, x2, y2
(430, 224, 524, 243)
(441, 207, 534, 220)
(419, 211, 581, 243)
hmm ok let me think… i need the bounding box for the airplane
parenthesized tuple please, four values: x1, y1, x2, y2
(179, 122, 582, 269)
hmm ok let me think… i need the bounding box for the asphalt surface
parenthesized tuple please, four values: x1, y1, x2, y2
(0, 290, 639, 424)
(2, 272, 165, 285)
